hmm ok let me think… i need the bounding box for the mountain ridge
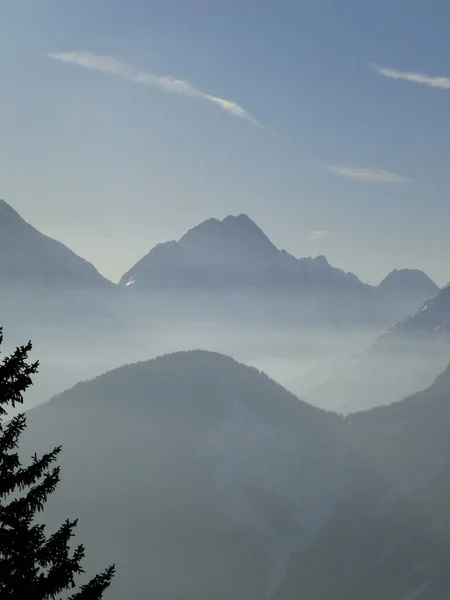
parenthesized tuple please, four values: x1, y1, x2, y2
(119, 213, 363, 290)
(0, 200, 441, 330)
(0, 198, 114, 290)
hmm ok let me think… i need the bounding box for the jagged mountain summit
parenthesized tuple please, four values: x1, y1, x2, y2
(119, 213, 363, 291)
(0, 199, 113, 290)
(119, 213, 438, 328)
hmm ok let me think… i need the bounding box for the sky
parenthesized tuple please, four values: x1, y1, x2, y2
(1, 0, 450, 285)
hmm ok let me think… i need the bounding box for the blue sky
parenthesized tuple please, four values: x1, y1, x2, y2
(1, 0, 450, 285)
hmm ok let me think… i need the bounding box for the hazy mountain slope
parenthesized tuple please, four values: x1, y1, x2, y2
(0, 199, 113, 290)
(0, 198, 119, 322)
(276, 363, 450, 600)
(303, 285, 450, 413)
(22, 351, 346, 600)
(0, 200, 123, 406)
(377, 268, 439, 321)
(379, 284, 450, 341)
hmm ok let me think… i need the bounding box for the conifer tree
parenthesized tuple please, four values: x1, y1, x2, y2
(0, 328, 115, 599)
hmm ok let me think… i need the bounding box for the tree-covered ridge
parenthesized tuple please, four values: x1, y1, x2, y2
(24, 349, 346, 600)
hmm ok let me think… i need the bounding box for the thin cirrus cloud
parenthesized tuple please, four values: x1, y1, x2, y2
(325, 165, 410, 184)
(308, 230, 329, 240)
(47, 51, 260, 126)
(372, 63, 450, 90)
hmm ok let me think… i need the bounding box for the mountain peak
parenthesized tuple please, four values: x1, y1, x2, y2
(178, 213, 277, 256)
(222, 213, 257, 226)
(379, 268, 438, 296)
(314, 255, 329, 266)
(0, 198, 26, 226)
(119, 213, 371, 297)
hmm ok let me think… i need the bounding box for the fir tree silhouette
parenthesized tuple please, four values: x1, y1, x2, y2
(0, 328, 115, 599)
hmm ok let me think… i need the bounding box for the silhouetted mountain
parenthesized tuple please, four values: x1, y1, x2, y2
(120, 214, 361, 292)
(276, 362, 450, 600)
(0, 199, 113, 290)
(119, 214, 438, 328)
(23, 351, 346, 600)
(0, 202, 437, 330)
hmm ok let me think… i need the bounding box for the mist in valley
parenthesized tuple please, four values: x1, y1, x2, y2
(2, 287, 385, 415)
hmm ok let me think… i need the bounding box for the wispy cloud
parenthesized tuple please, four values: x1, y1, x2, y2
(372, 64, 450, 90)
(325, 165, 410, 184)
(308, 230, 329, 240)
(47, 51, 259, 125)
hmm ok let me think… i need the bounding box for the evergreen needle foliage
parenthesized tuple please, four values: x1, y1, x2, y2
(0, 328, 115, 599)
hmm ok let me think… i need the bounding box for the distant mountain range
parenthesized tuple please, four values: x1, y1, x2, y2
(0, 198, 441, 328)
(119, 212, 438, 327)
(120, 212, 437, 299)
(22, 349, 450, 600)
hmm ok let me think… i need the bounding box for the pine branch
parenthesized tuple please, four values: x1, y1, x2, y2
(1, 466, 60, 523)
(0, 447, 61, 499)
(33, 521, 86, 598)
(0, 414, 27, 453)
(68, 565, 116, 600)
(0, 335, 38, 417)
